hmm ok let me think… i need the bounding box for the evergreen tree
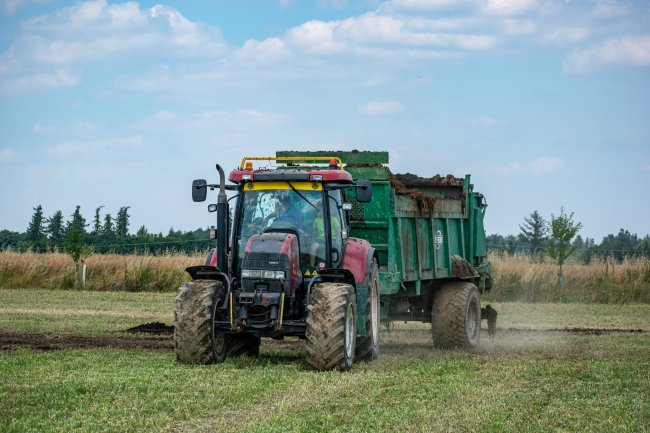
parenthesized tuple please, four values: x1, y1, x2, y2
(116, 206, 131, 239)
(26, 205, 47, 252)
(45, 210, 65, 251)
(547, 207, 582, 302)
(519, 210, 548, 256)
(92, 206, 105, 240)
(102, 214, 114, 238)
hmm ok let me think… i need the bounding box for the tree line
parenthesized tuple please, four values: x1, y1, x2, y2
(488, 209, 650, 263)
(0, 205, 211, 256)
(2, 204, 649, 264)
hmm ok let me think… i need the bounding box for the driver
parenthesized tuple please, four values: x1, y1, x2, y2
(309, 201, 341, 266)
(264, 194, 302, 226)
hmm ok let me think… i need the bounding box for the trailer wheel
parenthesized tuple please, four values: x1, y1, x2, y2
(431, 281, 481, 349)
(306, 283, 356, 371)
(174, 279, 224, 364)
(356, 259, 380, 361)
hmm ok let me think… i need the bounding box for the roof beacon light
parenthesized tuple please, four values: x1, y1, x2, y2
(244, 161, 253, 171)
(329, 159, 338, 169)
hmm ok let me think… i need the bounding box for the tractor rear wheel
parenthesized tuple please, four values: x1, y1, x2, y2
(431, 281, 481, 349)
(174, 279, 223, 364)
(356, 259, 380, 361)
(306, 283, 356, 371)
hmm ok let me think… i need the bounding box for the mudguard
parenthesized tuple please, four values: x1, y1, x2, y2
(342, 237, 376, 336)
(342, 237, 374, 285)
(185, 265, 229, 287)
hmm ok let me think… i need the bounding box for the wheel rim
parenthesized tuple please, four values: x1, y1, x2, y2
(371, 282, 379, 343)
(345, 303, 354, 359)
(215, 332, 226, 354)
(467, 300, 479, 342)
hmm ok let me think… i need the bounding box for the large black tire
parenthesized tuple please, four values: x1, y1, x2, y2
(431, 281, 481, 349)
(174, 279, 223, 364)
(305, 283, 356, 371)
(356, 259, 380, 361)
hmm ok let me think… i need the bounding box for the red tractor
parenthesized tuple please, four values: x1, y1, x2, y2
(174, 156, 379, 371)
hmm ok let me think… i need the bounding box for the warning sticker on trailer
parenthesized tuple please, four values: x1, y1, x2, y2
(434, 230, 443, 250)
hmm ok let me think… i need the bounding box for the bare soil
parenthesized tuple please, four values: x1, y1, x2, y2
(0, 333, 173, 351)
(0, 324, 645, 352)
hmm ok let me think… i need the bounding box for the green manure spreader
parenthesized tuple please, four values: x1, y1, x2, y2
(174, 150, 496, 371)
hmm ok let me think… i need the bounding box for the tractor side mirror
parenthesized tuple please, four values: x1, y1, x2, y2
(192, 179, 207, 202)
(356, 179, 372, 203)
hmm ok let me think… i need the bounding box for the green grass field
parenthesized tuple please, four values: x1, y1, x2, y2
(1, 289, 649, 432)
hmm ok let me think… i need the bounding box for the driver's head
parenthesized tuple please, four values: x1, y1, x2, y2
(279, 194, 292, 210)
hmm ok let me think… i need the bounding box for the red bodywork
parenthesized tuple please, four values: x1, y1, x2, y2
(343, 238, 373, 284)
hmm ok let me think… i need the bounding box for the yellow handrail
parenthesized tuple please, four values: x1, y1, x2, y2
(240, 156, 343, 171)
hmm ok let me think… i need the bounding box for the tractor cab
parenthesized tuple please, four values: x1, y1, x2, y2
(227, 157, 368, 282)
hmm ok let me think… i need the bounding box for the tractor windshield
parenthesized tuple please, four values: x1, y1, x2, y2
(235, 182, 343, 275)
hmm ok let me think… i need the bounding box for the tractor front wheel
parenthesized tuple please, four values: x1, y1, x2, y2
(174, 279, 224, 364)
(306, 283, 356, 371)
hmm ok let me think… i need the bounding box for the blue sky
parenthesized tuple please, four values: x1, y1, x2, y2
(0, 0, 648, 241)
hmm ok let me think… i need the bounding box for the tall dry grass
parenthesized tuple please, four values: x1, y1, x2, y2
(1, 251, 649, 302)
(0, 251, 203, 292)
(485, 252, 650, 303)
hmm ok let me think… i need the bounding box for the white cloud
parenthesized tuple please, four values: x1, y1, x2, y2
(564, 35, 650, 73)
(238, 37, 291, 64)
(483, 0, 538, 16)
(503, 19, 536, 35)
(288, 20, 345, 54)
(383, 0, 475, 12)
(359, 100, 404, 115)
(0, 148, 18, 162)
(542, 27, 589, 45)
(593, 0, 630, 18)
(1, 1, 225, 74)
(242, 11, 497, 60)
(0, 69, 80, 93)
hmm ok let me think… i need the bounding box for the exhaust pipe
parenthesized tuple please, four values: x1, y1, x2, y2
(215, 164, 228, 272)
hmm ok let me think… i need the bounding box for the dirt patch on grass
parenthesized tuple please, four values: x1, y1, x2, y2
(122, 322, 174, 335)
(0, 333, 173, 351)
(1, 325, 645, 353)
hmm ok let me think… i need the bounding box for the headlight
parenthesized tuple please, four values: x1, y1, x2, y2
(242, 269, 285, 279)
(241, 269, 261, 278)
